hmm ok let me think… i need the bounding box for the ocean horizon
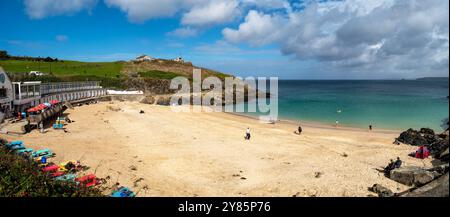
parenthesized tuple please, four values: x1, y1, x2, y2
(237, 79, 449, 132)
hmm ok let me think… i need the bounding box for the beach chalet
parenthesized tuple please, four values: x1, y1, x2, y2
(0, 70, 13, 116)
(135, 55, 154, 62)
(0, 68, 107, 120)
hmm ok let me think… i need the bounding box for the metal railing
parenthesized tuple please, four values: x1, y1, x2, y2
(40, 81, 102, 95)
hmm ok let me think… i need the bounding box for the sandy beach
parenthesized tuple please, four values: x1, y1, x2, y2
(4, 101, 433, 197)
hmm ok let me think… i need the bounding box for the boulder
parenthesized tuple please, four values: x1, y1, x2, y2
(401, 173, 449, 197)
(420, 128, 435, 135)
(439, 148, 449, 162)
(397, 129, 428, 146)
(390, 166, 437, 186)
(140, 95, 156, 105)
(397, 127, 449, 162)
(368, 184, 394, 197)
(429, 138, 449, 160)
(156, 96, 171, 106)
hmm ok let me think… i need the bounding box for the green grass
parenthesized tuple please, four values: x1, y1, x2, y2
(138, 70, 186, 80)
(0, 139, 104, 197)
(1, 60, 126, 89)
(0, 60, 123, 78)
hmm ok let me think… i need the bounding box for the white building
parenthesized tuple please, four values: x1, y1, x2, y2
(173, 57, 184, 63)
(0, 69, 13, 115)
(12, 81, 42, 112)
(135, 55, 154, 62)
(0, 67, 107, 119)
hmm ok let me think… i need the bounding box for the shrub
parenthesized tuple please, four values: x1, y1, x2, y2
(0, 139, 104, 197)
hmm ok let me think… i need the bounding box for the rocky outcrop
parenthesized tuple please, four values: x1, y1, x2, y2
(401, 173, 449, 197)
(390, 166, 436, 186)
(368, 184, 394, 197)
(390, 165, 449, 187)
(125, 76, 175, 95)
(140, 96, 156, 105)
(156, 96, 171, 106)
(397, 128, 449, 162)
(397, 128, 437, 146)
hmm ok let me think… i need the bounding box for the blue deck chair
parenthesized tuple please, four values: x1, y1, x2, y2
(9, 144, 25, 151)
(111, 187, 136, 198)
(6, 141, 23, 148)
(55, 174, 77, 182)
(31, 149, 51, 158)
(16, 148, 33, 154)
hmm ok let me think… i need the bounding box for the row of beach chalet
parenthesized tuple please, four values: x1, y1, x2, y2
(0, 70, 107, 124)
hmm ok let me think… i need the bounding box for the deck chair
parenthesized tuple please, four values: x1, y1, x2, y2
(55, 174, 77, 182)
(31, 149, 52, 158)
(16, 148, 33, 154)
(111, 187, 136, 198)
(6, 141, 23, 147)
(76, 174, 100, 187)
(9, 144, 25, 151)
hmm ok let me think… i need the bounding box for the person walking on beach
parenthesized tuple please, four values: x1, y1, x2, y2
(369, 125, 373, 131)
(297, 124, 303, 135)
(335, 120, 339, 128)
(245, 128, 251, 140)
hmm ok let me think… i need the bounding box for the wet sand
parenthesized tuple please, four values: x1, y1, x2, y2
(4, 101, 433, 197)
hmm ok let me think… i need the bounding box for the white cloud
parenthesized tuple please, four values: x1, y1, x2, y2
(223, 0, 449, 75)
(167, 27, 199, 38)
(104, 0, 183, 23)
(181, 0, 240, 26)
(24, 0, 97, 19)
(242, 0, 289, 9)
(223, 10, 285, 46)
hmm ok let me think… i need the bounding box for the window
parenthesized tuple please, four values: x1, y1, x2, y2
(0, 88, 7, 98)
(14, 84, 20, 100)
(34, 85, 40, 96)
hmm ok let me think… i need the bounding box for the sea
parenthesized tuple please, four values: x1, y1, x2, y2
(234, 79, 449, 131)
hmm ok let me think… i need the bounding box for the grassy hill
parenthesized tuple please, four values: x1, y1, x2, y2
(0, 60, 123, 77)
(0, 59, 232, 90)
(0, 60, 126, 88)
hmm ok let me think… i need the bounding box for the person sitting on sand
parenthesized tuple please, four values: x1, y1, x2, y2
(245, 128, 251, 140)
(384, 159, 396, 176)
(394, 157, 402, 169)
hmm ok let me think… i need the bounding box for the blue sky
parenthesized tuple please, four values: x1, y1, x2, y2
(0, 0, 448, 79)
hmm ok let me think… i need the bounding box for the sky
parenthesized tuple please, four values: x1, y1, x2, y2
(0, 0, 448, 79)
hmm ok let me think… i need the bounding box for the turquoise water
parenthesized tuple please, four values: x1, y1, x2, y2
(237, 80, 449, 131)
